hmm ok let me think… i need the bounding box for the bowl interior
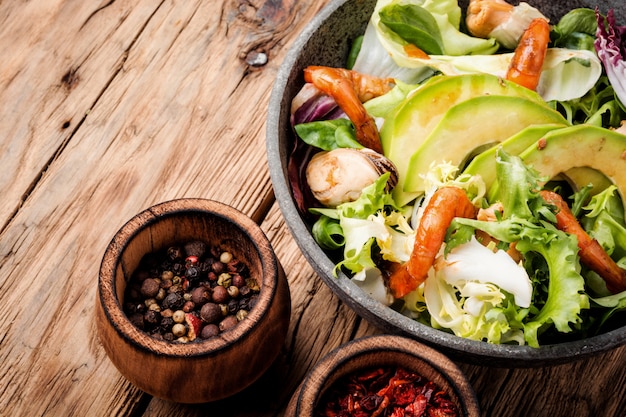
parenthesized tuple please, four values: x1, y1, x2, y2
(267, 0, 626, 366)
(99, 198, 277, 355)
(292, 335, 480, 417)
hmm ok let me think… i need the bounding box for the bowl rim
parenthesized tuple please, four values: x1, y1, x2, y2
(266, 0, 626, 366)
(293, 334, 480, 416)
(97, 197, 280, 357)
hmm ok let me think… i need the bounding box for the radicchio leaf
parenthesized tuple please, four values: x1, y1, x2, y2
(288, 83, 345, 216)
(595, 9, 626, 107)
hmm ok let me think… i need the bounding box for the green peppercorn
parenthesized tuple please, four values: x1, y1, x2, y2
(161, 270, 174, 281)
(236, 309, 248, 321)
(217, 273, 232, 288)
(246, 278, 260, 292)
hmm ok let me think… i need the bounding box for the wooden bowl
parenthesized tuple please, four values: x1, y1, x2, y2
(95, 198, 291, 403)
(285, 335, 480, 417)
(266, 0, 626, 367)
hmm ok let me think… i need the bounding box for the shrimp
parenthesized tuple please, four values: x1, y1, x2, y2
(540, 190, 626, 294)
(506, 17, 550, 91)
(466, 0, 515, 39)
(387, 187, 477, 298)
(304, 66, 394, 154)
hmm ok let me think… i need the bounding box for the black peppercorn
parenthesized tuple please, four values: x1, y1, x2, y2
(162, 292, 184, 310)
(185, 266, 200, 281)
(129, 312, 144, 330)
(144, 309, 161, 327)
(160, 316, 174, 332)
(167, 246, 183, 261)
(227, 299, 239, 314)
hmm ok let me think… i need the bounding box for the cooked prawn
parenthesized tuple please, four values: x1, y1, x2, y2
(388, 187, 477, 298)
(466, 0, 515, 39)
(506, 17, 550, 91)
(304, 66, 394, 154)
(540, 190, 626, 294)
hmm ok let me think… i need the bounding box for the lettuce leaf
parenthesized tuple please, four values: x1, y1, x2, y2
(294, 119, 363, 151)
(310, 173, 412, 276)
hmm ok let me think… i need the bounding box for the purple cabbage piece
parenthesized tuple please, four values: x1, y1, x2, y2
(595, 9, 626, 106)
(292, 93, 343, 125)
(288, 84, 346, 216)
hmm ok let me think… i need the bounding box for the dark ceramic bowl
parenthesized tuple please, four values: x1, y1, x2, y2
(95, 199, 291, 403)
(285, 335, 480, 417)
(266, 0, 625, 367)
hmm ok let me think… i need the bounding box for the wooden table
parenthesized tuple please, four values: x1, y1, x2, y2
(1, 1, 624, 416)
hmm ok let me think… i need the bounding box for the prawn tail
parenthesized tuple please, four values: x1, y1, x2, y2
(388, 263, 424, 299)
(506, 17, 550, 91)
(540, 190, 626, 294)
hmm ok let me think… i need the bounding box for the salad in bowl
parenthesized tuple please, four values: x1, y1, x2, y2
(268, 0, 626, 363)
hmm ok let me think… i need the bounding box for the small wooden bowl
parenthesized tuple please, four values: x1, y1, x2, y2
(286, 335, 480, 417)
(95, 198, 291, 403)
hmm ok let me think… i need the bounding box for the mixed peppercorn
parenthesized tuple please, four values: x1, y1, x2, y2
(316, 366, 459, 417)
(123, 240, 260, 343)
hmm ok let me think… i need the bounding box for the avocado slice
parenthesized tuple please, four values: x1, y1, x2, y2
(381, 73, 545, 206)
(561, 167, 612, 196)
(494, 125, 626, 211)
(463, 123, 567, 191)
(404, 96, 568, 193)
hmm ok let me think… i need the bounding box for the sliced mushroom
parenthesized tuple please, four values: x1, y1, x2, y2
(305, 148, 398, 208)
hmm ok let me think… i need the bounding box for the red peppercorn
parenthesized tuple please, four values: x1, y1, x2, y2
(200, 303, 222, 324)
(200, 324, 219, 339)
(140, 278, 160, 298)
(186, 255, 199, 266)
(219, 315, 238, 332)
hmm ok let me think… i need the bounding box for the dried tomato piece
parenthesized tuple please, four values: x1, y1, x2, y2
(315, 366, 460, 417)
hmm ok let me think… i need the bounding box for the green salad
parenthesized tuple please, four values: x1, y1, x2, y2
(288, 0, 626, 347)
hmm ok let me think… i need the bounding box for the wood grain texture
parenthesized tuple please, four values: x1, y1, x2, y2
(1, 0, 625, 416)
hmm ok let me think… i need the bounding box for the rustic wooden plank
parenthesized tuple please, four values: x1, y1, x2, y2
(459, 345, 626, 416)
(0, 0, 334, 415)
(0, 0, 161, 228)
